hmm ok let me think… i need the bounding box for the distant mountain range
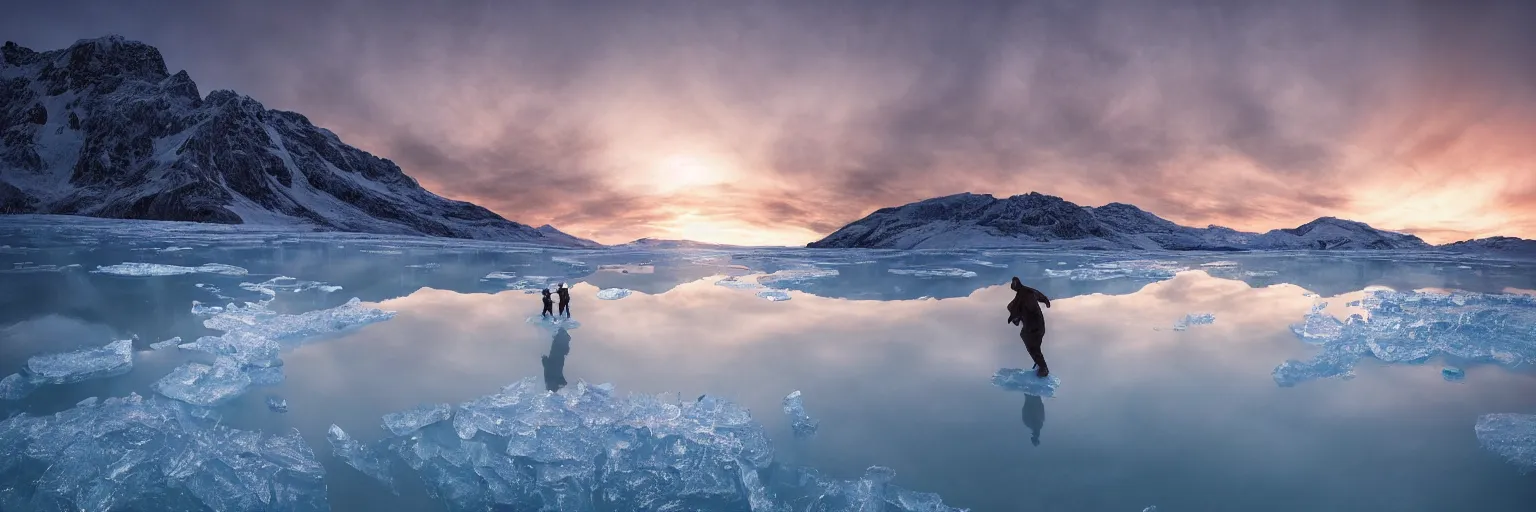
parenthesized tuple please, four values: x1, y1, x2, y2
(808, 192, 1525, 251)
(0, 36, 596, 247)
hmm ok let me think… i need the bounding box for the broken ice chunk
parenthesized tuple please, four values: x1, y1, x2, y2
(1172, 313, 1215, 331)
(1474, 413, 1536, 474)
(149, 336, 183, 350)
(782, 390, 819, 437)
(991, 368, 1061, 398)
(27, 339, 134, 383)
(383, 403, 454, 435)
(596, 288, 633, 300)
(153, 359, 252, 406)
(0, 372, 43, 399)
(757, 290, 792, 302)
(2, 339, 136, 399)
(327, 425, 396, 489)
(267, 395, 289, 413)
(484, 271, 519, 280)
(1442, 366, 1466, 382)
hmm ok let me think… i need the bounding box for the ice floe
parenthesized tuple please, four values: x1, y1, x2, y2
(149, 336, 182, 350)
(887, 267, 978, 278)
(268, 395, 290, 413)
(92, 262, 249, 276)
(596, 288, 634, 300)
(756, 268, 839, 288)
(1043, 260, 1187, 281)
(1474, 413, 1536, 474)
(991, 368, 1061, 398)
(153, 359, 253, 407)
(1442, 366, 1465, 382)
(715, 276, 763, 290)
(1275, 290, 1536, 387)
(0, 339, 134, 400)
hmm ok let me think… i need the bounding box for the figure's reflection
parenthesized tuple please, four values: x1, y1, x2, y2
(1022, 394, 1045, 447)
(542, 328, 571, 392)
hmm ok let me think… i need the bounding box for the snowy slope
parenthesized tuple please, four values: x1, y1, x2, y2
(1440, 236, 1536, 257)
(0, 36, 596, 247)
(809, 192, 1431, 251)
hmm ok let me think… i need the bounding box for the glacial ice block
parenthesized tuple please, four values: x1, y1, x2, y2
(26, 339, 134, 383)
(596, 288, 633, 300)
(782, 390, 820, 437)
(383, 403, 454, 436)
(0, 394, 329, 510)
(329, 377, 965, 511)
(1, 339, 135, 399)
(992, 368, 1061, 398)
(1172, 313, 1215, 331)
(1276, 290, 1536, 387)
(153, 360, 253, 406)
(1474, 413, 1536, 474)
(327, 424, 396, 489)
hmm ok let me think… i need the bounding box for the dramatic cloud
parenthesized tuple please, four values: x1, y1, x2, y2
(8, 0, 1535, 245)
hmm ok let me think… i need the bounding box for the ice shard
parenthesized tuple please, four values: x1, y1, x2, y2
(383, 403, 454, 436)
(1172, 313, 1215, 331)
(782, 390, 820, 437)
(153, 359, 253, 406)
(757, 290, 792, 302)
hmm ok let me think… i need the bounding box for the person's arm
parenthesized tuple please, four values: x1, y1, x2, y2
(1035, 289, 1051, 308)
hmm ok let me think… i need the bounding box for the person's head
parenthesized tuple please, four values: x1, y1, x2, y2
(1012, 276, 1022, 285)
(1031, 433, 1040, 446)
(542, 289, 551, 296)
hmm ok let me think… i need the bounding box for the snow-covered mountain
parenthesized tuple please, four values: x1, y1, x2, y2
(1440, 236, 1536, 256)
(0, 36, 597, 247)
(808, 192, 1432, 251)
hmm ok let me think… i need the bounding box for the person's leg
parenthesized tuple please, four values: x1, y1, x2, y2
(1022, 328, 1048, 376)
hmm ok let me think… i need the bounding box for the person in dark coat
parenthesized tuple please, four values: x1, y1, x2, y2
(556, 283, 572, 318)
(1006, 277, 1052, 377)
(541, 288, 555, 318)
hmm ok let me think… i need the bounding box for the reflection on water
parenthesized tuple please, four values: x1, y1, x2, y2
(1, 220, 1535, 511)
(1022, 394, 1045, 447)
(543, 328, 571, 392)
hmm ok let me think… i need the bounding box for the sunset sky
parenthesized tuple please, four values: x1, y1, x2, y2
(9, 0, 1536, 246)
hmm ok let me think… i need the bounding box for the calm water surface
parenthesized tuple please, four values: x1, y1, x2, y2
(2, 218, 1534, 511)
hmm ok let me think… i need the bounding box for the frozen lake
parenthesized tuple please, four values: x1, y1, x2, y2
(1, 217, 1534, 511)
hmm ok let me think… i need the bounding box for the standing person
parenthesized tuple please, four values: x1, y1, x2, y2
(556, 283, 572, 318)
(540, 288, 555, 319)
(1006, 277, 1052, 377)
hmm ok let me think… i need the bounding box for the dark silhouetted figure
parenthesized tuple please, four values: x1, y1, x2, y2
(542, 328, 571, 392)
(1022, 394, 1045, 446)
(1006, 276, 1052, 377)
(556, 283, 572, 318)
(541, 289, 555, 318)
